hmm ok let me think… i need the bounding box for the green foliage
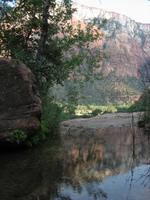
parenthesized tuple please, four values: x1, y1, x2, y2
(0, 0, 102, 144)
(105, 104, 118, 113)
(0, 0, 101, 96)
(51, 74, 143, 106)
(91, 108, 102, 116)
(134, 89, 150, 126)
(27, 99, 64, 146)
(9, 129, 27, 144)
(41, 99, 63, 135)
(65, 84, 79, 114)
(65, 102, 143, 118)
(76, 104, 118, 116)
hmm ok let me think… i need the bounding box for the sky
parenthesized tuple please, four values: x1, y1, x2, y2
(73, 0, 150, 23)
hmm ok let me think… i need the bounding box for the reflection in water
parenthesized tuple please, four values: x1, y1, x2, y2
(0, 126, 150, 200)
(55, 165, 150, 200)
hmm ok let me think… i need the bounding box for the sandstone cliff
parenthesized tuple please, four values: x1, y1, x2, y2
(93, 9, 150, 78)
(52, 9, 150, 104)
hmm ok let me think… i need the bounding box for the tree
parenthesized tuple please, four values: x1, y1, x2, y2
(0, 0, 101, 96)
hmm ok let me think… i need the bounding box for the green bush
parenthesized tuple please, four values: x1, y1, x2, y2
(105, 104, 117, 113)
(41, 100, 63, 136)
(91, 108, 103, 116)
(10, 129, 27, 144)
(24, 97, 64, 146)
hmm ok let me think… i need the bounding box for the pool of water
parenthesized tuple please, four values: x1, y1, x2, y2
(55, 164, 150, 200)
(0, 126, 150, 200)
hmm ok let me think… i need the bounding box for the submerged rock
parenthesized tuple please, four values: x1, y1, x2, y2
(0, 58, 41, 144)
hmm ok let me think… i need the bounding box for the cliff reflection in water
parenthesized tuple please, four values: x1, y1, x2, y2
(0, 126, 150, 200)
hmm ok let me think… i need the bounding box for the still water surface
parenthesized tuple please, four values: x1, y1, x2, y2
(0, 126, 150, 200)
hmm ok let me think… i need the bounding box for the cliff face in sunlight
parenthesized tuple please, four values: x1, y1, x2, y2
(93, 9, 150, 78)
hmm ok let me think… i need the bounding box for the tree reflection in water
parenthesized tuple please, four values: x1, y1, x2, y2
(0, 126, 149, 200)
(56, 126, 150, 200)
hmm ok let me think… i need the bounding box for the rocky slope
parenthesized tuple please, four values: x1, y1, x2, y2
(93, 9, 150, 78)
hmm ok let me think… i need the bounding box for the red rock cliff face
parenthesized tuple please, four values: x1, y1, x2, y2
(101, 33, 146, 77)
(93, 10, 150, 78)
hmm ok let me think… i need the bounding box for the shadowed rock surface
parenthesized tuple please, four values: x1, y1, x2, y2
(0, 58, 41, 143)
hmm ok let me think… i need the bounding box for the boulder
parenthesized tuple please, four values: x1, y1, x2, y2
(0, 58, 41, 143)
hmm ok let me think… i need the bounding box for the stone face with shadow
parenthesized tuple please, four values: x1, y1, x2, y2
(0, 58, 41, 144)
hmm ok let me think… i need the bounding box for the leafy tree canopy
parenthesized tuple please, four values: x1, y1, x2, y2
(0, 0, 101, 96)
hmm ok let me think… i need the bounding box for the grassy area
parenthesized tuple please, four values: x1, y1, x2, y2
(54, 101, 145, 120)
(74, 102, 143, 117)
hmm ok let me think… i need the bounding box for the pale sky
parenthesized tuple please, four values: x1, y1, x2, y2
(73, 0, 150, 23)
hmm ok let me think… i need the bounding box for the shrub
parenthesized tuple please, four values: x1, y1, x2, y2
(105, 104, 117, 113)
(41, 100, 63, 136)
(9, 129, 27, 144)
(91, 108, 103, 116)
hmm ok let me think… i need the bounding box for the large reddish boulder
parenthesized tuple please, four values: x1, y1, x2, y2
(0, 58, 41, 144)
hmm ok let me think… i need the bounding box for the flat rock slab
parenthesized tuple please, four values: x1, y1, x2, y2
(60, 112, 143, 135)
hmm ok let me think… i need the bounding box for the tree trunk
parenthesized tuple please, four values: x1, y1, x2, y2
(37, 0, 50, 58)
